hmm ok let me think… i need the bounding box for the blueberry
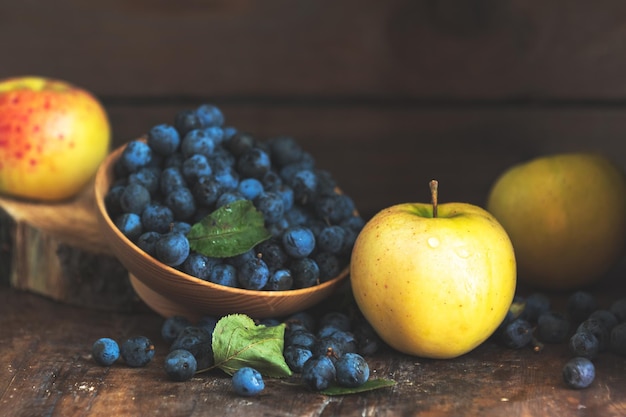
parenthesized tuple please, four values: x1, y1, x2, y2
(120, 336, 155, 367)
(237, 148, 271, 179)
(115, 213, 143, 241)
(265, 269, 293, 291)
(161, 315, 193, 344)
(92, 338, 120, 366)
(238, 178, 264, 200)
(227, 132, 257, 156)
(155, 232, 190, 267)
(562, 357, 595, 389)
(286, 330, 317, 351)
(588, 310, 618, 332)
(301, 356, 336, 391)
(180, 252, 216, 280)
(274, 184, 294, 212)
(165, 187, 196, 221)
(577, 318, 610, 351)
(317, 226, 346, 254)
(285, 311, 316, 334)
(197, 316, 219, 337)
(335, 353, 370, 388)
(213, 167, 239, 191)
(193, 176, 222, 207)
(313, 336, 345, 363)
(232, 367, 265, 396)
(610, 322, 626, 356)
(182, 154, 212, 184)
(170, 326, 214, 369)
(255, 191, 285, 224)
(610, 297, 626, 322)
(160, 167, 187, 196)
(164, 349, 197, 382)
(128, 167, 160, 195)
(284, 344, 313, 373)
(104, 184, 126, 218)
(269, 136, 304, 167)
(290, 258, 320, 288)
(195, 104, 225, 127)
(136, 231, 161, 256)
(255, 240, 288, 271)
(216, 191, 246, 209)
(141, 203, 174, 234)
(181, 129, 216, 159)
(261, 170, 282, 191)
(120, 140, 152, 173)
(282, 226, 316, 259)
(499, 318, 533, 349)
(536, 312, 570, 344)
(569, 331, 600, 359)
(208, 263, 239, 287)
(520, 293, 551, 323)
(120, 183, 151, 214)
(315, 194, 355, 224)
(291, 169, 318, 204)
(174, 109, 203, 137)
(170, 221, 192, 235)
(147, 124, 180, 156)
(567, 291, 598, 324)
(237, 258, 270, 290)
(314, 252, 342, 281)
(353, 319, 382, 356)
(320, 312, 352, 333)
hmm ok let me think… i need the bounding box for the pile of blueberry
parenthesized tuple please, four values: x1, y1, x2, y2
(494, 290, 626, 389)
(282, 310, 380, 391)
(91, 308, 382, 396)
(105, 103, 364, 290)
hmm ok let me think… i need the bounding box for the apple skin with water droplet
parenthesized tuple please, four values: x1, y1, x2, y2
(350, 189, 516, 359)
(0, 76, 110, 201)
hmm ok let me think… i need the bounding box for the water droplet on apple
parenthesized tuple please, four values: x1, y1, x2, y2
(427, 237, 440, 248)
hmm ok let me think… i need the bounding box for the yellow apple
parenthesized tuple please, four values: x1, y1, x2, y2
(486, 152, 626, 290)
(0, 76, 111, 201)
(350, 181, 517, 359)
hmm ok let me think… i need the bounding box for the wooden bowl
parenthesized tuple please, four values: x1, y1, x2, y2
(94, 142, 350, 320)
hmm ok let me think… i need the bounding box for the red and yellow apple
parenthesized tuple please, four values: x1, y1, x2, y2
(0, 76, 111, 201)
(350, 181, 517, 359)
(486, 152, 626, 290)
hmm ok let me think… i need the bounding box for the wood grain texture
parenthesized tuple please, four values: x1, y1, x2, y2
(2, 1, 626, 98)
(1, 283, 626, 417)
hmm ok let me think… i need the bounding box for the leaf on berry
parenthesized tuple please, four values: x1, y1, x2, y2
(187, 199, 272, 258)
(212, 314, 293, 378)
(320, 378, 397, 396)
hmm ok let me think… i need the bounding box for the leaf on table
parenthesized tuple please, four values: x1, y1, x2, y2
(187, 199, 272, 258)
(320, 378, 397, 395)
(212, 314, 293, 378)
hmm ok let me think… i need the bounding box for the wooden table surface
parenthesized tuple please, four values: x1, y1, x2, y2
(2, 272, 626, 417)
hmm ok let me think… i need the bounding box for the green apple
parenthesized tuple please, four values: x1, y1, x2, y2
(350, 181, 517, 359)
(0, 76, 111, 201)
(486, 152, 626, 290)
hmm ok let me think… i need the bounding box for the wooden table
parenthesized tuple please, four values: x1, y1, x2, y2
(2, 276, 626, 417)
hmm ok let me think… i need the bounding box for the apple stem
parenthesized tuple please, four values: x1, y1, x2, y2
(429, 179, 438, 218)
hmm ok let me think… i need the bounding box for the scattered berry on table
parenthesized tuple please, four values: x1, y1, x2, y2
(301, 355, 336, 391)
(536, 312, 570, 344)
(232, 367, 265, 397)
(569, 331, 600, 360)
(164, 349, 198, 382)
(335, 352, 370, 388)
(562, 357, 595, 389)
(120, 336, 155, 367)
(170, 326, 214, 369)
(161, 315, 193, 344)
(92, 338, 120, 366)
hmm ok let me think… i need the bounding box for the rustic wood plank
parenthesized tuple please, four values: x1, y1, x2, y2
(2, 279, 626, 417)
(2, 1, 626, 98)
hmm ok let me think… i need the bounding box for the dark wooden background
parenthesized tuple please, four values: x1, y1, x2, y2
(3, 0, 626, 219)
(3, 2, 626, 416)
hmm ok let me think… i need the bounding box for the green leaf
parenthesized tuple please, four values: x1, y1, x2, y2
(187, 199, 272, 258)
(320, 379, 397, 396)
(212, 314, 293, 378)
